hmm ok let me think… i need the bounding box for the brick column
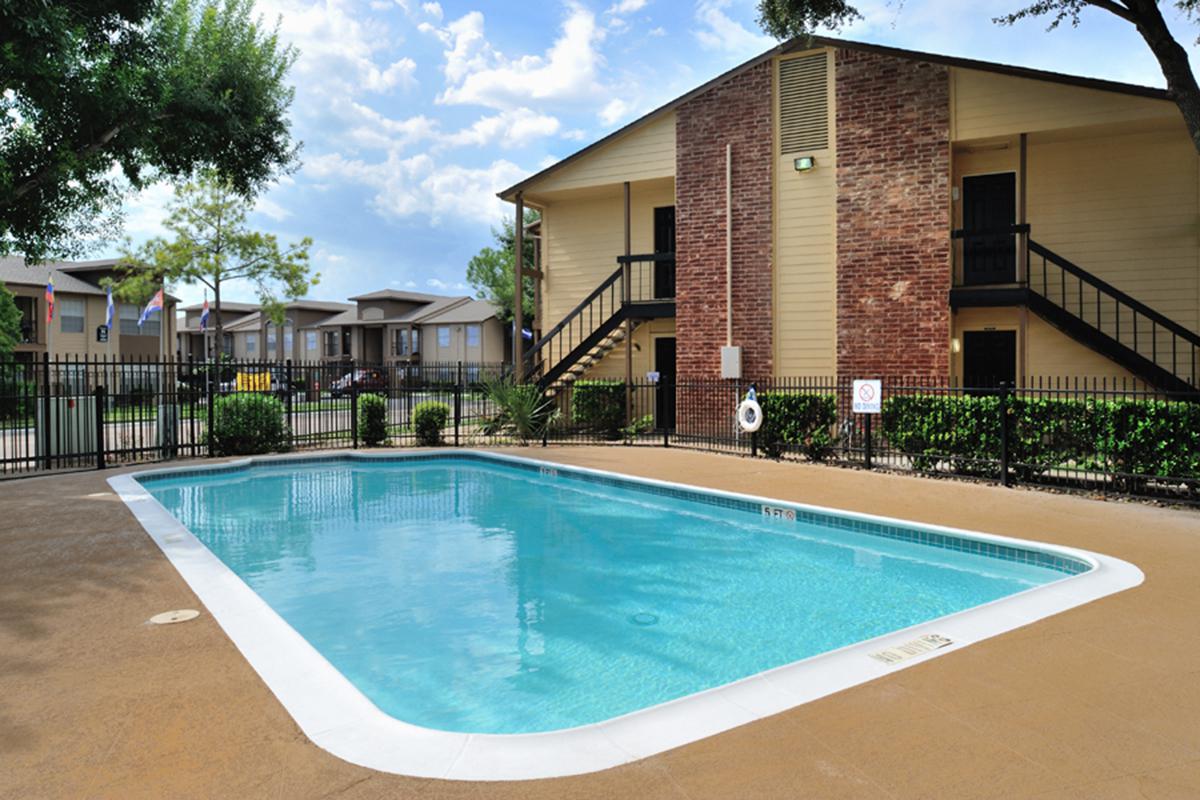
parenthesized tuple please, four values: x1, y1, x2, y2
(835, 49, 951, 380)
(675, 60, 774, 382)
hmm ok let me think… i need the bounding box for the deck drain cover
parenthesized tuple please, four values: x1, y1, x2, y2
(630, 612, 659, 626)
(149, 609, 200, 625)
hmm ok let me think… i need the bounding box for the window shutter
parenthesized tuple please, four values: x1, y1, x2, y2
(778, 53, 829, 153)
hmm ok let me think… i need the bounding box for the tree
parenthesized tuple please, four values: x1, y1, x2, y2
(1, 0, 299, 261)
(757, 0, 1200, 155)
(113, 172, 315, 350)
(0, 282, 20, 359)
(466, 211, 539, 326)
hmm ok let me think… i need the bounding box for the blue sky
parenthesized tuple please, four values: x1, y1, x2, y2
(107, 0, 1200, 308)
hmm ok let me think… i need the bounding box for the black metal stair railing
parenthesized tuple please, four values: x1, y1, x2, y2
(1026, 239, 1200, 391)
(523, 266, 624, 385)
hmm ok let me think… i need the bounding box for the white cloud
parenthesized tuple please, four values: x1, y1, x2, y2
(608, 0, 648, 14)
(304, 152, 526, 226)
(693, 0, 773, 54)
(440, 108, 561, 149)
(434, 7, 606, 109)
(599, 97, 632, 125)
(255, 195, 292, 222)
(426, 277, 468, 291)
(421, 1, 443, 20)
(256, 0, 418, 96)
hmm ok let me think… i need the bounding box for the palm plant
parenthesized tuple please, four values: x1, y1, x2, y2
(482, 377, 558, 443)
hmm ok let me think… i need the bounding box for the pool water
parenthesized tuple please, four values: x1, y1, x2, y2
(142, 456, 1074, 734)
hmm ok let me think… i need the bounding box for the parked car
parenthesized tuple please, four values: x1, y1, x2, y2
(330, 368, 388, 398)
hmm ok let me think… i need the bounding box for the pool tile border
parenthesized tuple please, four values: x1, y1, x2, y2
(111, 449, 1143, 781)
(140, 451, 1090, 576)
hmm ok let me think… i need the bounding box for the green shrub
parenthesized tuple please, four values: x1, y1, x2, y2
(0, 369, 35, 421)
(571, 380, 625, 439)
(358, 393, 388, 447)
(882, 394, 1001, 474)
(413, 400, 450, 446)
(881, 392, 1200, 484)
(208, 393, 289, 455)
(757, 393, 838, 460)
(1106, 399, 1200, 483)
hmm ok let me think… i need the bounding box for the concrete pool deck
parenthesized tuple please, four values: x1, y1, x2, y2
(2, 447, 1198, 799)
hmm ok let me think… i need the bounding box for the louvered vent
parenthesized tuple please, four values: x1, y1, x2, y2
(779, 53, 828, 153)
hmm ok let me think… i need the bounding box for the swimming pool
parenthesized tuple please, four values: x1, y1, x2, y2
(112, 451, 1142, 779)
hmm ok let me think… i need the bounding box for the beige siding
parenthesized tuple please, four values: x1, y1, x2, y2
(1026, 127, 1199, 335)
(774, 49, 836, 377)
(951, 68, 1178, 141)
(582, 319, 675, 381)
(952, 307, 1136, 383)
(530, 114, 676, 194)
(540, 179, 675, 335)
(418, 318, 504, 364)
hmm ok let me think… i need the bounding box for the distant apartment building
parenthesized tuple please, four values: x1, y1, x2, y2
(176, 290, 508, 365)
(1, 257, 177, 363)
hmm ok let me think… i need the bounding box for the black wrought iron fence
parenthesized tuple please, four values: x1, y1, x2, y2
(2, 356, 1196, 504)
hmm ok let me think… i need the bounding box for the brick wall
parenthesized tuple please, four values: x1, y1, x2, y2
(675, 60, 774, 380)
(835, 49, 951, 380)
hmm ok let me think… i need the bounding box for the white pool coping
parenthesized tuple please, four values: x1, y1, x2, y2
(109, 449, 1144, 781)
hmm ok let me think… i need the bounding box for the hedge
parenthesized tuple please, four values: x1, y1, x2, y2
(881, 393, 1200, 482)
(357, 393, 388, 447)
(757, 393, 837, 461)
(413, 400, 450, 446)
(571, 379, 625, 439)
(208, 393, 290, 456)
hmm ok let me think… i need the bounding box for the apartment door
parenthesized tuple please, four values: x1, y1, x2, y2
(654, 336, 676, 430)
(961, 173, 1016, 286)
(962, 330, 1016, 390)
(654, 206, 676, 299)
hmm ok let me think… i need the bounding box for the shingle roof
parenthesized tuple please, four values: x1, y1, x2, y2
(346, 289, 447, 303)
(0, 257, 107, 295)
(421, 299, 500, 325)
(498, 34, 1173, 201)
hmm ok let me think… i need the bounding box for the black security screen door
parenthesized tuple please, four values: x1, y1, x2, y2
(654, 206, 676, 299)
(963, 330, 1017, 390)
(654, 336, 676, 430)
(962, 173, 1016, 286)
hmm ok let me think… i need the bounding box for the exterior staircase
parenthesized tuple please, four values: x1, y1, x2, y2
(524, 254, 674, 391)
(951, 230, 1199, 392)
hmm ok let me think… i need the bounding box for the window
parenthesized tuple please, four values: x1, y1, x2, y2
(778, 52, 828, 153)
(222, 334, 234, 355)
(324, 330, 338, 357)
(437, 326, 450, 348)
(411, 329, 419, 354)
(119, 303, 158, 337)
(395, 329, 409, 355)
(466, 324, 480, 348)
(284, 325, 294, 352)
(266, 325, 277, 353)
(306, 331, 318, 352)
(246, 333, 257, 355)
(16, 296, 37, 343)
(59, 297, 85, 334)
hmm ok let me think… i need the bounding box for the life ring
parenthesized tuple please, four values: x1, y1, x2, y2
(736, 398, 763, 433)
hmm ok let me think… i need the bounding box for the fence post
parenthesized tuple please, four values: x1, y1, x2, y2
(206, 356, 216, 457)
(999, 382, 1011, 487)
(864, 413, 873, 470)
(94, 385, 106, 470)
(285, 359, 294, 441)
(663, 378, 670, 448)
(454, 362, 462, 447)
(41, 352, 52, 470)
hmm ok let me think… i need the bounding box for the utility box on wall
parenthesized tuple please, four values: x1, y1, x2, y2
(720, 346, 742, 379)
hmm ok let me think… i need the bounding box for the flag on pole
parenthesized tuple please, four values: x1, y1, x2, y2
(199, 297, 210, 331)
(138, 288, 164, 328)
(45, 279, 54, 323)
(105, 285, 115, 331)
